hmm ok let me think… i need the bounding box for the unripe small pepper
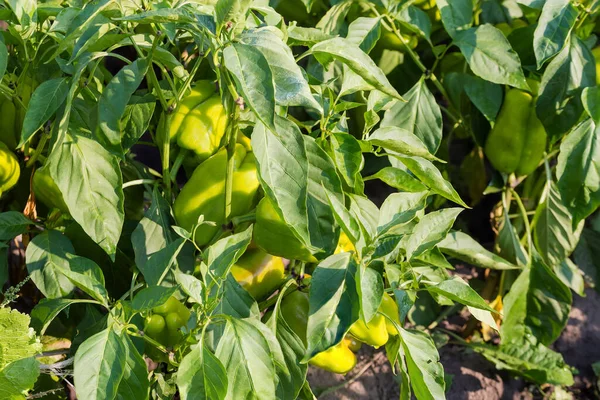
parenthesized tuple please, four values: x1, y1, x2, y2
(253, 197, 318, 263)
(0, 142, 20, 197)
(144, 296, 191, 348)
(484, 88, 547, 176)
(169, 81, 228, 162)
(174, 144, 260, 247)
(230, 248, 286, 301)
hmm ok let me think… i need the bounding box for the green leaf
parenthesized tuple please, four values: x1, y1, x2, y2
(215, 318, 278, 400)
(240, 27, 322, 113)
(556, 119, 600, 227)
(309, 37, 402, 100)
(0, 212, 32, 241)
(31, 298, 92, 335)
(582, 86, 600, 123)
(121, 95, 156, 150)
(364, 167, 428, 193)
(357, 262, 384, 322)
(74, 328, 127, 400)
(224, 43, 275, 131)
(533, 0, 578, 69)
(215, 0, 252, 33)
(174, 269, 205, 305)
(438, 231, 519, 270)
(346, 16, 382, 54)
(305, 253, 359, 359)
(205, 226, 253, 287)
(51, 0, 113, 59)
(19, 78, 69, 146)
(214, 274, 260, 319)
(453, 25, 529, 90)
(0, 308, 41, 369)
(325, 189, 363, 251)
(369, 127, 442, 162)
(381, 79, 443, 154)
(114, 8, 196, 23)
(395, 156, 468, 207)
(427, 277, 494, 311)
(377, 191, 428, 237)
(0, 357, 40, 400)
(98, 58, 149, 148)
(574, 228, 600, 290)
(268, 303, 308, 399)
(177, 344, 228, 400)
(401, 208, 462, 260)
(462, 74, 503, 122)
(26, 230, 75, 298)
(48, 134, 124, 260)
(316, 0, 353, 35)
(436, 0, 473, 37)
(554, 258, 585, 297)
(58, 255, 109, 306)
(399, 328, 445, 400)
(536, 35, 595, 142)
(393, 6, 432, 42)
(116, 335, 150, 400)
(502, 252, 572, 345)
(533, 181, 583, 267)
(329, 132, 363, 189)
(132, 286, 177, 312)
(304, 136, 344, 257)
(132, 187, 172, 271)
(251, 116, 310, 249)
(473, 336, 573, 385)
(496, 211, 529, 266)
(138, 237, 186, 286)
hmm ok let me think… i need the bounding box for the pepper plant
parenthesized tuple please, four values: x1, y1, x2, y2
(0, 0, 599, 399)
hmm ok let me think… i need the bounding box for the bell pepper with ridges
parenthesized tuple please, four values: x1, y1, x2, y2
(174, 144, 260, 247)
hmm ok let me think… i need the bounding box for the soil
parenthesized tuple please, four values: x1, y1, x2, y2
(307, 289, 600, 399)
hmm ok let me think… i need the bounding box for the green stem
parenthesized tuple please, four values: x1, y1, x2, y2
(231, 212, 256, 226)
(509, 188, 533, 257)
(25, 131, 49, 167)
(169, 149, 189, 182)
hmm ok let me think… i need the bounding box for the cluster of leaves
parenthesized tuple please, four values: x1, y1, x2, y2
(0, 0, 599, 399)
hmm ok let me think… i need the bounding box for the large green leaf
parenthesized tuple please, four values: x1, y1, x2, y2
(177, 344, 228, 400)
(533, 181, 583, 267)
(501, 252, 572, 345)
(438, 231, 520, 270)
(224, 43, 276, 132)
(26, 230, 75, 298)
(309, 37, 402, 100)
(0, 357, 40, 400)
(556, 118, 600, 227)
(305, 253, 359, 359)
(240, 27, 321, 112)
(400, 208, 463, 260)
(0, 308, 41, 369)
(251, 116, 311, 249)
(0, 212, 32, 241)
(536, 34, 595, 142)
(436, 0, 473, 37)
(215, 318, 278, 400)
(48, 134, 124, 259)
(98, 58, 148, 148)
(399, 328, 445, 400)
(19, 78, 69, 146)
(533, 0, 577, 69)
(74, 328, 127, 400)
(453, 24, 528, 90)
